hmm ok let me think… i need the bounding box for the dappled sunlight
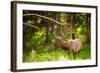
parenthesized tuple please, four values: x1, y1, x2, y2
(23, 10, 91, 62)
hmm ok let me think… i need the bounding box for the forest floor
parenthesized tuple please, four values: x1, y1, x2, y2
(23, 43, 91, 62)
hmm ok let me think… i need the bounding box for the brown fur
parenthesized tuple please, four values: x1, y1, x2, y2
(55, 37, 81, 53)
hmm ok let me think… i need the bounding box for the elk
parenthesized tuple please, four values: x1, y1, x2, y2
(55, 36, 81, 59)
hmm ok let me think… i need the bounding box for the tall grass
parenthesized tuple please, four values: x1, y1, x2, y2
(23, 43, 91, 62)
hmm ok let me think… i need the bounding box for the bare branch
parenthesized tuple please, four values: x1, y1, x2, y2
(23, 13, 65, 25)
(23, 23, 39, 30)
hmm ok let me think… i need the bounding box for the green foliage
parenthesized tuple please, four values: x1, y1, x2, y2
(60, 13, 66, 25)
(79, 44, 91, 59)
(76, 27, 86, 42)
(47, 33, 56, 43)
(31, 28, 45, 47)
(23, 44, 91, 62)
(23, 11, 91, 62)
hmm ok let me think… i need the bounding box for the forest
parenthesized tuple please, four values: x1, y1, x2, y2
(23, 10, 91, 62)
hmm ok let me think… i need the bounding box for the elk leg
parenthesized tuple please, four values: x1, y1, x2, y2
(73, 52, 76, 60)
(73, 52, 80, 60)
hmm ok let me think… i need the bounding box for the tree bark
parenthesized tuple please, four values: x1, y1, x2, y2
(45, 12, 50, 43)
(71, 13, 76, 39)
(56, 13, 62, 37)
(85, 13, 91, 43)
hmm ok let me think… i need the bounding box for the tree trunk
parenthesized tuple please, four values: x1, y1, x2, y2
(45, 12, 50, 43)
(45, 23, 50, 43)
(85, 13, 91, 43)
(71, 13, 76, 39)
(50, 13, 55, 34)
(56, 13, 62, 37)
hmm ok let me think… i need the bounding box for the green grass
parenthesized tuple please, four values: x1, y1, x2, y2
(79, 44, 91, 59)
(23, 43, 91, 62)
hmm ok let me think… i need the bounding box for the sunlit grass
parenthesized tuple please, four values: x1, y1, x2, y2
(23, 43, 91, 62)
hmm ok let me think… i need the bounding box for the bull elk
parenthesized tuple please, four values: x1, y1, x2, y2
(55, 37, 81, 59)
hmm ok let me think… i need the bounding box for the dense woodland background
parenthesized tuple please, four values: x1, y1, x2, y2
(23, 10, 91, 62)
